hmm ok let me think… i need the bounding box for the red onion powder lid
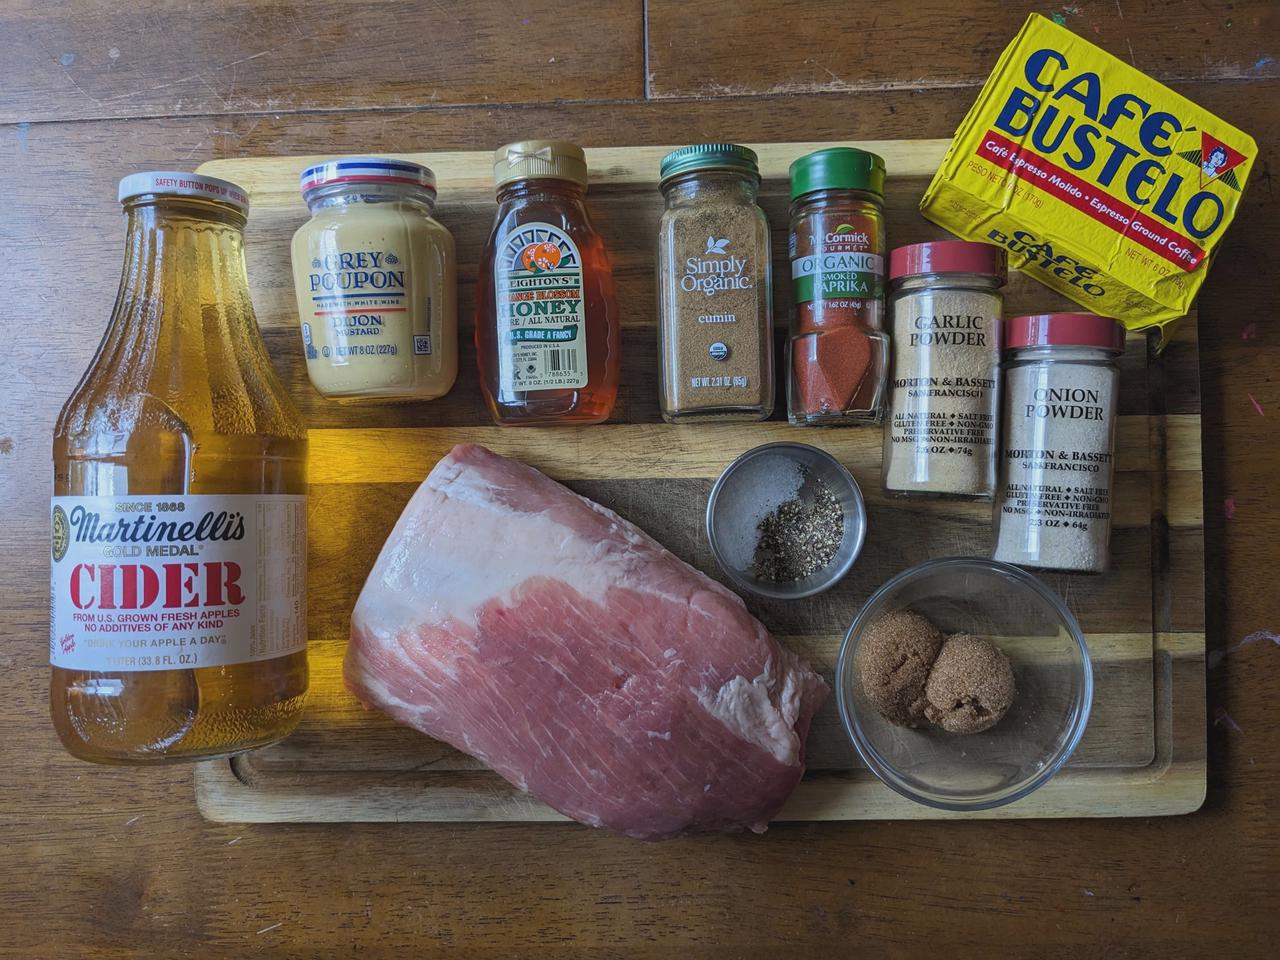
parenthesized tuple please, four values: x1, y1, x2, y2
(1004, 314, 1126, 353)
(888, 240, 1007, 282)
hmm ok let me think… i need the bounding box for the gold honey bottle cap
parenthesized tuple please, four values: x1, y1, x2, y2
(493, 140, 588, 189)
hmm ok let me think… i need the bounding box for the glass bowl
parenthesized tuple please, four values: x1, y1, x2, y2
(835, 557, 1092, 810)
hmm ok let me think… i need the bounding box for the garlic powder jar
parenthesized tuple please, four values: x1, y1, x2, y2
(883, 240, 1006, 500)
(291, 157, 457, 402)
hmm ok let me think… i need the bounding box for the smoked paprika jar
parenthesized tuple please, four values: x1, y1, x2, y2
(786, 148, 889, 426)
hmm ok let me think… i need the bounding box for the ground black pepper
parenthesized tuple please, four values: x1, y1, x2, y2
(751, 471, 844, 582)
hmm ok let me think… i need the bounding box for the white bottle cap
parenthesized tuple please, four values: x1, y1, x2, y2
(117, 171, 250, 213)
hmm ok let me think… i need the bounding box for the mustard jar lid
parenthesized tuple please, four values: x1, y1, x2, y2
(299, 156, 437, 201)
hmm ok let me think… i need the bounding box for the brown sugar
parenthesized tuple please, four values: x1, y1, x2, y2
(923, 633, 1016, 734)
(855, 612, 1017, 734)
(854, 611, 944, 728)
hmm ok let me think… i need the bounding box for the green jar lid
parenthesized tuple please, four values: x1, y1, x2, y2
(659, 143, 759, 185)
(789, 147, 886, 200)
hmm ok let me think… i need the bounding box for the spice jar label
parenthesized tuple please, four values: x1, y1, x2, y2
(495, 222, 588, 392)
(50, 495, 308, 672)
(787, 205, 889, 423)
(665, 224, 767, 405)
(885, 293, 1001, 496)
(790, 223, 884, 330)
(994, 366, 1117, 571)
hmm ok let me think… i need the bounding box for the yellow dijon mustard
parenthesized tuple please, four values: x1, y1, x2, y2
(921, 13, 1257, 335)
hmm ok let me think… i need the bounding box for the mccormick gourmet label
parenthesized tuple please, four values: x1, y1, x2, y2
(921, 13, 1256, 332)
(50, 495, 306, 672)
(495, 222, 589, 392)
(790, 219, 885, 333)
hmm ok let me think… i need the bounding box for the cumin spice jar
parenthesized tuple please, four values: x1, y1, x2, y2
(787, 148, 889, 426)
(883, 241, 1006, 499)
(657, 144, 773, 421)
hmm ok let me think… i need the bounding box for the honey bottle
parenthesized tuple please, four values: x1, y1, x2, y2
(50, 172, 309, 764)
(475, 141, 621, 425)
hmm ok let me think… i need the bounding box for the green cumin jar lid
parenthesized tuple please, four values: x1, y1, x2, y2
(659, 143, 760, 185)
(790, 147, 886, 200)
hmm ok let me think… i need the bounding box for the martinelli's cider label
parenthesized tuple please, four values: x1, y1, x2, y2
(50, 495, 306, 672)
(921, 13, 1256, 331)
(495, 222, 589, 392)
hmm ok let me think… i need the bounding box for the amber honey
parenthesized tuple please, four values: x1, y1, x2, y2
(476, 141, 620, 426)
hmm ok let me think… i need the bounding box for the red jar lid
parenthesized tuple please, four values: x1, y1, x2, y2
(889, 240, 1007, 282)
(1005, 313, 1126, 352)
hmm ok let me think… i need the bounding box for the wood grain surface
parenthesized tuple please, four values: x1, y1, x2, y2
(190, 143, 1200, 824)
(2, 2, 1277, 958)
(646, 0, 1280, 98)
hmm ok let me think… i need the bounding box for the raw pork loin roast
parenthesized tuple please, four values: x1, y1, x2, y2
(346, 444, 828, 839)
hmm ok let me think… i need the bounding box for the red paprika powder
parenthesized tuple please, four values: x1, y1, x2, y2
(786, 148, 888, 425)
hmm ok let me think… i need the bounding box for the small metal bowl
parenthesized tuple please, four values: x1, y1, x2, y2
(706, 442, 867, 600)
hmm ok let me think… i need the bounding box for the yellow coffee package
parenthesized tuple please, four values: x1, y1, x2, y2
(921, 13, 1256, 333)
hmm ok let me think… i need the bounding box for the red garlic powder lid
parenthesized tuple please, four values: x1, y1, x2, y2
(1004, 313, 1126, 353)
(889, 240, 1007, 282)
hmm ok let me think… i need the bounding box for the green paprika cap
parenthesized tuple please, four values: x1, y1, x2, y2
(659, 143, 760, 185)
(789, 147, 886, 200)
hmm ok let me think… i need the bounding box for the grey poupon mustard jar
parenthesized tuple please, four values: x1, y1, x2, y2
(291, 157, 458, 402)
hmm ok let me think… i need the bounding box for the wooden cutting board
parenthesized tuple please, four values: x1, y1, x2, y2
(193, 141, 1206, 823)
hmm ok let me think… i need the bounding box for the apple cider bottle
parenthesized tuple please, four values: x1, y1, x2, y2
(50, 172, 309, 764)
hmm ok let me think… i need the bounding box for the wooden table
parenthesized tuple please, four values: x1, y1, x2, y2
(2, 2, 1276, 956)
